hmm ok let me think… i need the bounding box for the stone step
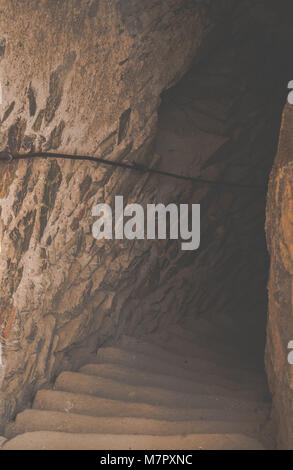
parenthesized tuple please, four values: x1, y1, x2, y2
(139, 330, 234, 357)
(79, 363, 267, 402)
(146, 331, 267, 382)
(5, 409, 264, 439)
(2, 431, 266, 450)
(118, 335, 263, 379)
(0, 436, 7, 448)
(167, 320, 243, 345)
(118, 334, 228, 362)
(95, 347, 265, 387)
(54, 372, 267, 412)
(33, 390, 268, 423)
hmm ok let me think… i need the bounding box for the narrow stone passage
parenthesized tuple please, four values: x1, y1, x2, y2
(154, 23, 288, 370)
(2, 18, 289, 449)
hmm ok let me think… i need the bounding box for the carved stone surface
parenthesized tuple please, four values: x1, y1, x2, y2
(0, 0, 233, 419)
(0, 1, 291, 448)
(265, 103, 293, 449)
(0, 392, 15, 433)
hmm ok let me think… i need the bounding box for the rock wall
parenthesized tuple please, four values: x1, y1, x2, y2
(265, 103, 293, 449)
(0, 0, 234, 417)
(1, 1, 292, 445)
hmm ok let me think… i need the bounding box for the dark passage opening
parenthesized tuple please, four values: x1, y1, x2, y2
(5, 0, 293, 452)
(154, 2, 293, 373)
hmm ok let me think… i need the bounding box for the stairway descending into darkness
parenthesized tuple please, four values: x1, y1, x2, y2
(1, 26, 280, 450)
(2, 316, 273, 450)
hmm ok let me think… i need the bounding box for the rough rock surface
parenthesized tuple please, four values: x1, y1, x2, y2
(0, 392, 15, 434)
(265, 103, 293, 449)
(0, 0, 234, 417)
(0, 0, 292, 449)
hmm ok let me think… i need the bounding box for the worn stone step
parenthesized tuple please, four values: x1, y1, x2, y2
(95, 347, 265, 387)
(0, 436, 7, 448)
(54, 371, 266, 412)
(2, 431, 266, 450)
(79, 363, 266, 402)
(5, 409, 264, 439)
(131, 330, 233, 357)
(33, 390, 268, 423)
(167, 320, 243, 345)
(117, 335, 263, 379)
(145, 331, 268, 383)
(118, 334, 228, 362)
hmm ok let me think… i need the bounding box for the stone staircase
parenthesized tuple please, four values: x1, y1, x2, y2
(0, 28, 279, 450)
(2, 321, 273, 450)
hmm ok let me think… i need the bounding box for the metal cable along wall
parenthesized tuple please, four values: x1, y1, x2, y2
(0, 150, 265, 192)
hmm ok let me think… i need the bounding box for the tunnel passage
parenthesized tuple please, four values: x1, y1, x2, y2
(152, 14, 292, 373)
(1, 0, 293, 450)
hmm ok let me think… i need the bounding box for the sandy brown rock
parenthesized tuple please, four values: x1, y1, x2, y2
(3, 431, 265, 450)
(0, 0, 234, 418)
(0, 392, 16, 434)
(265, 103, 293, 450)
(0, 2, 291, 450)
